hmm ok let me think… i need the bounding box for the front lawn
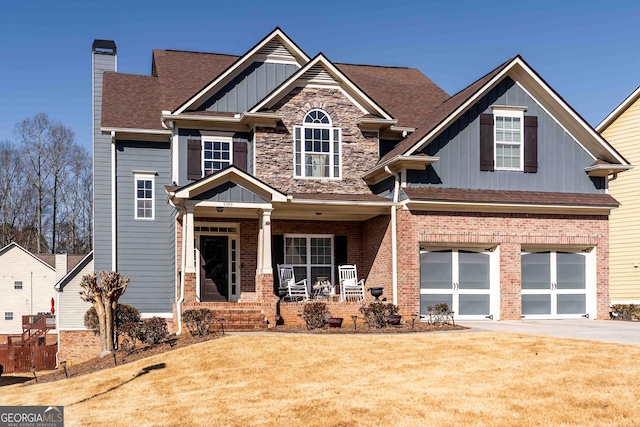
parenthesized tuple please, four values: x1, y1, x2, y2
(2, 332, 639, 426)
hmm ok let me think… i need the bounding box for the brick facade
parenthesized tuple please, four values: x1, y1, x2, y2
(396, 207, 610, 320)
(58, 330, 100, 365)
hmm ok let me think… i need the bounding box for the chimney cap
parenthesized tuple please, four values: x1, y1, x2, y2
(92, 39, 116, 55)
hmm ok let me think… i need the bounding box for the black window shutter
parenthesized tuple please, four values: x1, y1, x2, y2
(272, 235, 285, 291)
(524, 116, 538, 173)
(334, 236, 348, 285)
(187, 138, 202, 180)
(233, 140, 248, 172)
(479, 114, 494, 171)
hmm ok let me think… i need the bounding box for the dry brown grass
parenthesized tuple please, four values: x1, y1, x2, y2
(2, 332, 640, 426)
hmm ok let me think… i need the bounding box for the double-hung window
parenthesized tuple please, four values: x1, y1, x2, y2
(284, 235, 334, 284)
(202, 136, 232, 176)
(293, 110, 341, 178)
(5, 312, 13, 321)
(14, 281, 22, 290)
(493, 108, 524, 171)
(134, 173, 155, 220)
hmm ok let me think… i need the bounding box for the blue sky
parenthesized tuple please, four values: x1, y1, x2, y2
(1, 0, 639, 152)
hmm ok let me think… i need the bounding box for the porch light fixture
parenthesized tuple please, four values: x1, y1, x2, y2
(216, 206, 224, 213)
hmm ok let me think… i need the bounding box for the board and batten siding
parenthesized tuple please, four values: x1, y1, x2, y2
(115, 140, 175, 313)
(601, 97, 640, 302)
(199, 61, 298, 113)
(93, 51, 117, 272)
(0, 246, 56, 334)
(411, 77, 603, 194)
(58, 259, 94, 330)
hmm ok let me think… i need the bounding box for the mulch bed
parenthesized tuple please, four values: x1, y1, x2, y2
(270, 321, 466, 334)
(4, 322, 466, 386)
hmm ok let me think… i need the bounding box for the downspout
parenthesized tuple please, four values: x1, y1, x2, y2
(176, 201, 187, 335)
(111, 131, 117, 271)
(384, 166, 400, 306)
(55, 286, 60, 367)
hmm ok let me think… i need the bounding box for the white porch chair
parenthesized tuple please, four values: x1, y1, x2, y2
(277, 264, 309, 302)
(338, 265, 366, 302)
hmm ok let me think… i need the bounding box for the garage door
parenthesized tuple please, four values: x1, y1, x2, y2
(521, 251, 589, 319)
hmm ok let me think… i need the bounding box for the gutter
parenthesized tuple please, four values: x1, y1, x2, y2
(384, 166, 400, 306)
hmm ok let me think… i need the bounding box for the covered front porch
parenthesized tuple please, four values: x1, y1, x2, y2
(167, 166, 398, 330)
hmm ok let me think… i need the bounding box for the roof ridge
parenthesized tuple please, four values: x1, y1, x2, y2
(154, 49, 240, 57)
(336, 62, 412, 70)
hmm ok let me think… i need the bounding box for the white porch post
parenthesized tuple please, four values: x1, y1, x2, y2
(184, 207, 196, 273)
(257, 208, 273, 275)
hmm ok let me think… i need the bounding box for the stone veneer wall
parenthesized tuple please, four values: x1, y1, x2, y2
(255, 87, 379, 194)
(396, 208, 610, 320)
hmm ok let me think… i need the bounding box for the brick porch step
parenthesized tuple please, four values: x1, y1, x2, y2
(184, 306, 270, 332)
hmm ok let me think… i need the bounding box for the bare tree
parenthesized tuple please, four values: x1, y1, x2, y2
(79, 271, 130, 356)
(13, 113, 52, 253)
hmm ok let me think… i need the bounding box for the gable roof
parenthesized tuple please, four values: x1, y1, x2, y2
(0, 242, 56, 271)
(250, 53, 394, 120)
(596, 85, 640, 133)
(174, 28, 310, 114)
(380, 56, 630, 167)
(101, 29, 448, 132)
(55, 251, 94, 291)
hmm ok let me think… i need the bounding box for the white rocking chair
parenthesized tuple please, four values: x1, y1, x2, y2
(277, 264, 309, 302)
(338, 265, 366, 302)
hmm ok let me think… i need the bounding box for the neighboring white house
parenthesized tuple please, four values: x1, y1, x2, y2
(0, 242, 57, 335)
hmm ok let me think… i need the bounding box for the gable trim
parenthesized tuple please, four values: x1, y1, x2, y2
(249, 54, 394, 121)
(596, 85, 640, 133)
(55, 251, 94, 291)
(402, 57, 629, 166)
(171, 165, 287, 202)
(0, 242, 56, 271)
(174, 28, 310, 115)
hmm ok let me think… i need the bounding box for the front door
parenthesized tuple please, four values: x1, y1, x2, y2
(200, 236, 229, 302)
(419, 249, 494, 320)
(521, 251, 588, 319)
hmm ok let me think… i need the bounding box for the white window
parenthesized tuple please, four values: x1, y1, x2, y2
(14, 281, 22, 290)
(284, 234, 334, 283)
(493, 109, 524, 171)
(293, 110, 341, 178)
(202, 136, 232, 176)
(5, 312, 13, 321)
(134, 173, 155, 220)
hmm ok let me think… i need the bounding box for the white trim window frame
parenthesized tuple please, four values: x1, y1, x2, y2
(293, 109, 341, 179)
(134, 173, 155, 220)
(284, 234, 334, 284)
(493, 108, 524, 171)
(202, 135, 233, 176)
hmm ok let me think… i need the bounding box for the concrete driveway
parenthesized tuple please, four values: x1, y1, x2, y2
(457, 319, 640, 345)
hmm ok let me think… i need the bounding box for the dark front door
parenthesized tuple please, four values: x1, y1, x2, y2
(200, 236, 229, 302)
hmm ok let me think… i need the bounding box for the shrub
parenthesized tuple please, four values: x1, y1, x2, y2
(360, 302, 399, 328)
(119, 322, 141, 354)
(426, 303, 453, 324)
(137, 317, 169, 345)
(183, 309, 216, 336)
(84, 304, 140, 336)
(611, 304, 640, 321)
(302, 302, 330, 330)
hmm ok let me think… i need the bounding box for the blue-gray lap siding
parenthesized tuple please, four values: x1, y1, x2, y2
(198, 61, 298, 113)
(409, 77, 605, 193)
(93, 52, 116, 272)
(177, 129, 252, 185)
(115, 140, 175, 313)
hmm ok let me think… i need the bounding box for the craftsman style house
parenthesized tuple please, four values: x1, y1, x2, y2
(92, 28, 629, 331)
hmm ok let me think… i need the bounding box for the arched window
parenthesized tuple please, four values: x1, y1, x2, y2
(293, 109, 341, 178)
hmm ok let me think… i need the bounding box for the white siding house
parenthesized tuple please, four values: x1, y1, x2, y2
(0, 243, 57, 334)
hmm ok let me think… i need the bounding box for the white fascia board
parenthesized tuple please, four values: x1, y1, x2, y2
(510, 58, 629, 165)
(584, 164, 634, 176)
(596, 86, 640, 133)
(405, 60, 516, 156)
(289, 198, 396, 207)
(101, 127, 172, 135)
(190, 201, 273, 210)
(404, 199, 616, 215)
(363, 155, 440, 183)
(250, 54, 393, 120)
(174, 29, 309, 115)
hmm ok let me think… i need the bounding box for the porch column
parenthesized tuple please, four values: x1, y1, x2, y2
(257, 208, 273, 275)
(184, 207, 196, 273)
